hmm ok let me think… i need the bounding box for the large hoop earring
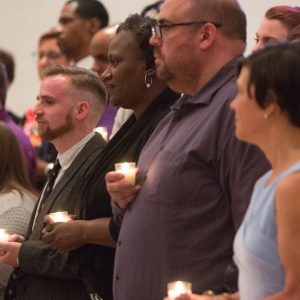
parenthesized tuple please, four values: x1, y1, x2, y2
(145, 74, 153, 88)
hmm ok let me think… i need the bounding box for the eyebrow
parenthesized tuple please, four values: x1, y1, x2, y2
(36, 95, 57, 102)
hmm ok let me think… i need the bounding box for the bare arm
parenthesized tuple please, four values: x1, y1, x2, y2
(265, 172, 300, 300)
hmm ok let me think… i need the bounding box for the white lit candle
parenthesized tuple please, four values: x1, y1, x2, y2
(0, 229, 9, 242)
(48, 211, 71, 223)
(167, 281, 192, 300)
(115, 162, 137, 185)
(94, 126, 108, 141)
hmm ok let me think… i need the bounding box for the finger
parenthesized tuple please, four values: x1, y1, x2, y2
(105, 171, 124, 183)
(42, 231, 54, 244)
(44, 214, 51, 224)
(7, 234, 24, 243)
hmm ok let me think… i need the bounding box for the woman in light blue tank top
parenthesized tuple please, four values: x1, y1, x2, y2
(164, 43, 300, 300)
(227, 42, 300, 300)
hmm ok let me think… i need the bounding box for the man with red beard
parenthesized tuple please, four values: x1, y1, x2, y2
(0, 65, 112, 300)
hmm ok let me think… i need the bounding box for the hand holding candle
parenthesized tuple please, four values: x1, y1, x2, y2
(167, 281, 192, 300)
(0, 229, 9, 242)
(115, 162, 137, 185)
(48, 211, 72, 223)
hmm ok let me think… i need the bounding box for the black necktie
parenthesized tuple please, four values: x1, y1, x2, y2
(42, 159, 61, 201)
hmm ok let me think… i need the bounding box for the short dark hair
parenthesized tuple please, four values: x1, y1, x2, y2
(239, 42, 300, 127)
(0, 49, 15, 84)
(117, 14, 156, 69)
(39, 28, 61, 45)
(0, 59, 7, 106)
(66, 0, 109, 28)
(190, 0, 247, 42)
(44, 65, 107, 123)
(141, 1, 163, 18)
(44, 65, 107, 105)
(265, 6, 300, 32)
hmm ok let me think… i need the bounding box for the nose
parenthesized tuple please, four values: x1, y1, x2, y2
(229, 96, 237, 111)
(149, 33, 160, 47)
(92, 62, 100, 76)
(39, 55, 49, 68)
(101, 65, 112, 82)
(33, 101, 43, 118)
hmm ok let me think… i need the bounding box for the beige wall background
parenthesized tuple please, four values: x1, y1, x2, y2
(0, 0, 299, 115)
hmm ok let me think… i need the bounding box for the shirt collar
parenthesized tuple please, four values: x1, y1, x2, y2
(57, 132, 95, 171)
(173, 55, 243, 110)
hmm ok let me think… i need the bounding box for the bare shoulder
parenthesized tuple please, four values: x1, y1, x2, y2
(276, 171, 300, 213)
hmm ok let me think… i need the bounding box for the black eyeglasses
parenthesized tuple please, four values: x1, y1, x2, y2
(152, 21, 222, 39)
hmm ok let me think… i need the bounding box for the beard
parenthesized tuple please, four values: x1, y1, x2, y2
(37, 110, 75, 141)
(155, 53, 173, 82)
(156, 63, 173, 82)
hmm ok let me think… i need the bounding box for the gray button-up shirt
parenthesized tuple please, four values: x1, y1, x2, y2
(113, 56, 270, 300)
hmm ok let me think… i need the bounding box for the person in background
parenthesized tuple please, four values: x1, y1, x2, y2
(253, 5, 300, 51)
(24, 27, 72, 189)
(0, 49, 22, 125)
(41, 14, 180, 299)
(90, 24, 120, 139)
(105, 0, 269, 299)
(141, 0, 163, 18)
(0, 65, 108, 300)
(170, 42, 300, 300)
(0, 121, 36, 299)
(0, 59, 36, 183)
(58, 0, 109, 69)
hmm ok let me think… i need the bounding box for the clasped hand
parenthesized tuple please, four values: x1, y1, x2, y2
(0, 234, 24, 267)
(105, 171, 140, 209)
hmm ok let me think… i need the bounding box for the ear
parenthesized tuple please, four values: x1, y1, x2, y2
(88, 17, 101, 35)
(264, 90, 280, 116)
(198, 23, 218, 50)
(75, 101, 89, 121)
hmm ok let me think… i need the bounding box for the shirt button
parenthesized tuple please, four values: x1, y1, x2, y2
(118, 241, 121, 246)
(116, 275, 119, 280)
(12, 273, 17, 280)
(8, 289, 13, 295)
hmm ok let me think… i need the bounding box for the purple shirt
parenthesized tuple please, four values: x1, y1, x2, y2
(113, 56, 270, 300)
(0, 108, 36, 179)
(97, 103, 118, 139)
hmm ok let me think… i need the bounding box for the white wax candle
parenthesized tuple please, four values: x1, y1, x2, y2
(0, 229, 9, 242)
(94, 126, 108, 141)
(48, 211, 71, 223)
(167, 281, 192, 300)
(115, 162, 136, 185)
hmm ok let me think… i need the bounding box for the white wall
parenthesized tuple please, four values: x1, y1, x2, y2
(0, 0, 299, 115)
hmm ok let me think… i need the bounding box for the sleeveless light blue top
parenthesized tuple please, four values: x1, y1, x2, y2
(234, 162, 300, 300)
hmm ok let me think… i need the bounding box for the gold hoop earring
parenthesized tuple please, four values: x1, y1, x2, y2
(264, 113, 270, 119)
(145, 74, 152, 88)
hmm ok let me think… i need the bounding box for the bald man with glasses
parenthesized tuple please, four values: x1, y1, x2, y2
(106, 0, 270, 299)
